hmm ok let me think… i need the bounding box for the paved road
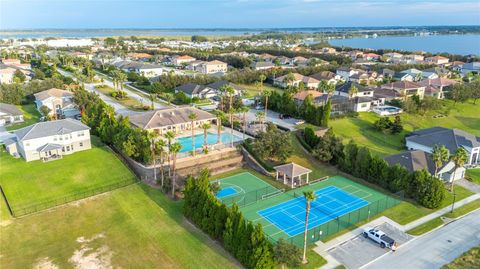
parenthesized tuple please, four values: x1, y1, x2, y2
(364, 210, 480, 269)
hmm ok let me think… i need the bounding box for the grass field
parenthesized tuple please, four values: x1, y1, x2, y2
(407, 217, 444, 236)
(0, 137, 137, 211)
(215, 172, 398, 246)
(0, 184, 241, 269)
(329, 100, 480, 157)
(5, 103, 41, 131)
(466, 169, 480, 185)
(240, 83, 283, 98)
(95, 85, 146, 110)
(442, 246, 480, 269)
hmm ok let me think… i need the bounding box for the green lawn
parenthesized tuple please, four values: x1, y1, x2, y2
(0, 137, 137, 211)
(329, 100, 480, 157)
(442, 246, 480, 269)
(95, 85, 147, 111)
(0, 184, 240, 269)
(5, 103, 41, 131)
(443, 199, 480, 219)
(240, 83, 283, 98)
(466, 169, 480, 185)
(407, 217, 443, 236)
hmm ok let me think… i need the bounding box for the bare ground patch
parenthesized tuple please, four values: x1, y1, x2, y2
(69, 233, 113, 269)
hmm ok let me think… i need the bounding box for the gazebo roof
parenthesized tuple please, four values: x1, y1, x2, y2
(274, 163, 312, 178)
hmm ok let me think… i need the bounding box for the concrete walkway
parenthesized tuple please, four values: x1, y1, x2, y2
(315, 193, 480, 269)
(456, 178, 480, 193)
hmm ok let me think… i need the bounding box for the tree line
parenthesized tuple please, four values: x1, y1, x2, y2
(302, 128, 445, 208)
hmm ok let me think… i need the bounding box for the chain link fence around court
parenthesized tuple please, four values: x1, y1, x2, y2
(219, 185, 282, 208)
(266, 193, 401, 248)
(1, 178, 138, 218)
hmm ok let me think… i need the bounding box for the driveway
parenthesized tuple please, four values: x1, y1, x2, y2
(246, 108, 302, 131)
(364, 210, 480, 269)
(328, 222, 412, 269)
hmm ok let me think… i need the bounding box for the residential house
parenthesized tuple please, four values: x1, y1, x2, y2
(174, 83, 215, 99)
(384, 150, 464, 183)
(458, 62, 480, 76)
(293, 56, 309, 66)
(205, 80, 243, 96)
(4, 119, 91, 162)
(273, 73, 319, 89)
(34, 88, 80, 118)
(380, 81, 425, 100)
(402, 54, 424, 64)
(393, 72, 414, 82)
(129, 106, 216, 135)
(275, 56, 293, 66)
(383, 52, 403, 63)
(251, 61, 275, 71)
(422, 67, 450, 79)
(334, 82, 378, 112)
(310, 71, 341, 85)
(382, 68, 395, 79)
(0, 66, 16, 84)
(186, 60, 205, 71)
(293, 90, 324, 105)
(425, 56, 450, 65)
(363, 53, 381, 61)
(0, 103, 23, 126)
(172, 55, 196, 66)
(336, 67, 361, 81)
(405, 127, 480, 166)
(418, 78, 458, 99)
(399, 68, 423, 81)
(196, 60, 228, 74)
(127, 52, 153, 61)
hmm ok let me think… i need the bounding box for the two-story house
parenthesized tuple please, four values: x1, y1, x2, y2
(0, 103, 23, 126)
(196, 60, 228, 74)
(34, 88, 80, 118)
(5, 119, 91, 162)
(380, 81, 425, 100)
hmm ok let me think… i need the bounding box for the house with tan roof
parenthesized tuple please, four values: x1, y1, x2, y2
(0, 66, 16, 84)
(172, 55, 197, 66)
(425, 56, 449, 65)
(196, 60, 228, 74)
(293, 90, 325, 105)
(380, 81, 425, 100)
(34, 88, 80, 118)
(418, 78, 458, 99)
(273, 73, 319, 89)
(129, 106, 216, 135)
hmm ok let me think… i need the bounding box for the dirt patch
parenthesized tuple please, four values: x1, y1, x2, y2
(35, 257, 59, 269)
(0, 219, 12, 227)
(69, 233, 113, 269)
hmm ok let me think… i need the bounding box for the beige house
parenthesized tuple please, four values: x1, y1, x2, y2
(34, 88, 80, 118)
(0, 67, 16, 84)
(129, 106, 216, 135)
(172, 55, 196, 66)
(381, 81, 425, 100)
(425, 56, 450, 65)
(274, 73, 320, 89)
(196, 60, 228, 74)
(5, 119, 91, 162)
(0, 103, 23, 126)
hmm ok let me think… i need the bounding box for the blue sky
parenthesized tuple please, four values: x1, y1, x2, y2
(1, 0, 479, 29)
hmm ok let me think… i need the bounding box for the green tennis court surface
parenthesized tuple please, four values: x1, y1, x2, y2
(214, 172, 400, 247)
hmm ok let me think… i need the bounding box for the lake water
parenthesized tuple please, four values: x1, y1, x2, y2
(329, 34, 480, 55)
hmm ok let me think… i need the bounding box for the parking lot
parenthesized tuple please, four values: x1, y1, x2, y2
(328, 222, 413, 269)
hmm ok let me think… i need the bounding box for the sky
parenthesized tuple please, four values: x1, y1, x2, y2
(0, 0, 479, 29)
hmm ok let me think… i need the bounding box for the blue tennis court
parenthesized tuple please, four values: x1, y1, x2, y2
(216, 187, 238, 198)
(258, 186, 369, 236)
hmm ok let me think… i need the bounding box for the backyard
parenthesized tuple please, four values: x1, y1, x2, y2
(240, 83, 283, 98)
(0, 136, 137, 212)
(5, 103, 41, 131)
(329, 100, 480, 157)
(95, 84, 148, 110)
(0, 184, 241, 269)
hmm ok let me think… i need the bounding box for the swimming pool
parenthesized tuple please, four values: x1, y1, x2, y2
(176, 132, 243, 153)
(372, 106, 403, 116)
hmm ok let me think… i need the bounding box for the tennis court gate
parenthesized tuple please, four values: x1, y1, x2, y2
(267, 194, 401, 247)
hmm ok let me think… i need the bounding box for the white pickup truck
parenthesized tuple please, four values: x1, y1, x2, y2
(363, 227, 397, 250)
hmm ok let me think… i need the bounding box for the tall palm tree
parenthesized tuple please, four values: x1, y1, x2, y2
(263, 89, 272, 120)
(170, 142, 182, 197)
(148, 93, 156, 110)
(224, 86, 236, 147)
(432, 145, 450, 178)
(155, 139, 167, 187)
(164, 131, 175, 176)
(238, 106, 250, 140)
(213, 110, 225, 144)
(450, 148, 468, 192)
(256, 111, 265, 132)
(302, 190, 316, 264)
(200, 122, 211, 151)
(188, 112, 197, 155)
(218, 85, 227, 111)
(228, 107, 235, 147)
(348, 85, 358, 99)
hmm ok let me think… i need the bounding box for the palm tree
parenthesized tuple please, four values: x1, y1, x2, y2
(228, 107, 235, 147)
(283, 73, 296, 88)
(302, 190, 316, 264)
(432, 145, 450, 178)
(188, 112, 197, 155)
(213, 110, 225, 144)
(155, 139, 167, 187)
(348, 85, 358, 99)
(148, 93, 156, 110)
(262, 89, 272, 120)
(256, 111, 265, 132)
(224, 86, 236, 147)
(170, 142, 182, 197)
(238, 106, 250, 140)
(200, 122, 211, 151)
(450, 148, 468, 192)
(164, 131, 175, 176)
(218, 85, 227, 111)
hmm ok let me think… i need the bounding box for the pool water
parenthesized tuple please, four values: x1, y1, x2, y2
(176, 132, 243, 152)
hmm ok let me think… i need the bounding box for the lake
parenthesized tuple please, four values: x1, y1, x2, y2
(329, 34, 480, 56)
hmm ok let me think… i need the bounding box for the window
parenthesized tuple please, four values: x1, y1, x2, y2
(79, 142, 83, 147)
(53, 137, 57, 141)
(77, 132, 84, 137)
(66, 146, 70, 151)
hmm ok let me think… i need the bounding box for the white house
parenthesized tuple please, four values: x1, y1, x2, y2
(172, 55, 196, 66)
(0, 103, 23, 126)
(405, 127, 480, 167)
(425, 56, 450, 65)
(0, 67, 16, 84)
(34, 88, 80, 118)
(174, 83, 216, 99)
(196, 60, 228, 74)
(5, 119, 91, 162)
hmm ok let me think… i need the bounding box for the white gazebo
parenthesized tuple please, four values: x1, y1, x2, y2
(274, 162, 312, 188)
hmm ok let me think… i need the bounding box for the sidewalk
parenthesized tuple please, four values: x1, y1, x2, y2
(315, 193, 480, 269)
